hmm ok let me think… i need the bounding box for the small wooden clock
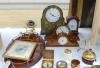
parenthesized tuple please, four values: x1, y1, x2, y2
(66, 16, 79, 34)
(41, 5, 64, 35)
(56, 26, 69, 45)
(57, 33, 68, 45)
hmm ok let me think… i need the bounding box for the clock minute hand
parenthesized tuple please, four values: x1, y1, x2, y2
(60, 27, 67, 37)
(60, 27, 64, 33)
(50, 13, 56, 17)
(46, 63, 49, 68)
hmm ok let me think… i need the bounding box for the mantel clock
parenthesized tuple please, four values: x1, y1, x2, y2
(66, 16, 79, 34)
(41, 5, 64, 35)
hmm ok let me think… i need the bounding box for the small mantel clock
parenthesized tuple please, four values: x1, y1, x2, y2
(41, 5, 64, 35)
(66, 16, 79, 34)
(56, 26, 69, 45)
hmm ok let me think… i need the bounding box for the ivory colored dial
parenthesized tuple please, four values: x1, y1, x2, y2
(68, 19, 77, 30)
(46, 8, 60, 22)
(58, 37, 68, 45)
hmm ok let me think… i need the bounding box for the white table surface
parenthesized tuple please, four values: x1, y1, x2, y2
(0, 28, 100, 68)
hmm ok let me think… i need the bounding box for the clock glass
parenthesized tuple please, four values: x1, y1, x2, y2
(46, 8, 60, 22)
(68, 19, 77, 30)
(58, 37, 68, 45)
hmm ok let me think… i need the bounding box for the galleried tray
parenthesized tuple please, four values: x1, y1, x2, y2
(4, 33, 45, 68)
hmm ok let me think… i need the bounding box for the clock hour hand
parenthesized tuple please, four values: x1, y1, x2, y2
(60, 27, 64, 33)
(50, 13, 56, 17)
(46, 63, 49, 68)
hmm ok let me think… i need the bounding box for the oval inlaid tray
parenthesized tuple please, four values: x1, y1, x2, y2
(4, 33, 45, 68)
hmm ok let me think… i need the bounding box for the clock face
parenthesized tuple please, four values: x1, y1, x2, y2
(56, 26, 69, 35)
(43, 61, 52, 68)
(58, 37, 68, 45)
(46, 8, 60, 22)
(68, 19, 77, 30)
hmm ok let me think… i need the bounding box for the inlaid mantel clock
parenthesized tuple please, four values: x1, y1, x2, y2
(45, 25, 79, 47)
(41, 5, 64, 35)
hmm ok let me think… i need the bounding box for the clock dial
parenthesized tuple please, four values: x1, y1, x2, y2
(58, 37, 68, 45)
(46, 8, 60, 22)
(56, 26, 69, 35)
(68, 19, 77, 30)
(43, 61, 52, 68)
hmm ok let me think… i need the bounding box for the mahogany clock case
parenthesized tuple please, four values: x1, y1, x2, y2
(66, 16, 79, 34)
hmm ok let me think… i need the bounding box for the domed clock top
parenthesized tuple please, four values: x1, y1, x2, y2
(45, 7, 61, 22)
(41, 5, 64, 34)
(68, 19, 77, 30)
(66, 16, 79, 34)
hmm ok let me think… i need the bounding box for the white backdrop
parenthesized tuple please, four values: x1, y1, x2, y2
(0, 0, 70, 3)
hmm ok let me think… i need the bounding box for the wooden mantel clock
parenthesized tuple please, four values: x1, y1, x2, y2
(41, 5, 64, 35)
(66, 16, 79, 34)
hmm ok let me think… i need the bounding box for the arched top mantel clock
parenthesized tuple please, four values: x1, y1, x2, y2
(41, 5, 64, 35)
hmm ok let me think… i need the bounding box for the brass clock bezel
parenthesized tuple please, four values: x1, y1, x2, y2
(42, 5, 63, 23)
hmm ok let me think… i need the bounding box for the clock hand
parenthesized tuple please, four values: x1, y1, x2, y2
(50, 13, 56, 17)
(60, 27, 64, 33)
(46, 62, 49, 68)
(60, 27, 67, 37)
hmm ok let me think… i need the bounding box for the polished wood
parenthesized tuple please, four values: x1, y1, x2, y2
(4, 33, 45, 68)
(45, 34, 79, 47)
(76, 0, 83, 20)
(80, 0, 96, 28)
(71, 59, 80, 68)
(67, 33, 79, 42)
(42, 50, 54, 59)
(46, 40, 79, 47)
(45, 34, 57, 40)
(66, 16, 79, 34)
(68, 0, 78, 16)
(71, 0, 78, 16)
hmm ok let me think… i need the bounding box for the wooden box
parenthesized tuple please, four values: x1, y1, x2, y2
(42, 50, 54, 68)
